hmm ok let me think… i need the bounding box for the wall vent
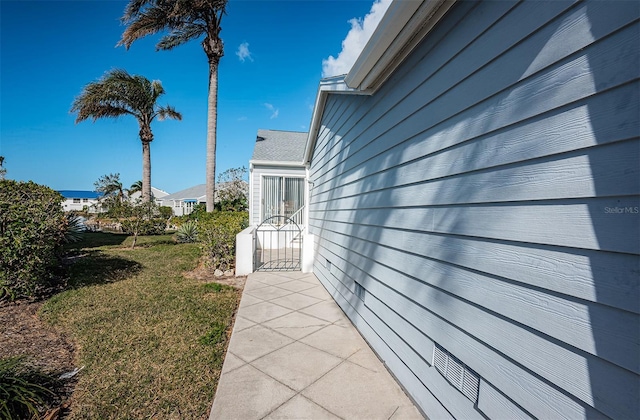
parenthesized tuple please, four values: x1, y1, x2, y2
(354, 282, 365, 301)
(433, 343, 479, 404)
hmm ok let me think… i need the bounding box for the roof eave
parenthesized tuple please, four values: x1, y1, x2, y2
(345, 0, 456, 92)
(303, 76, 365, 163)
(250, 159, 307, 168)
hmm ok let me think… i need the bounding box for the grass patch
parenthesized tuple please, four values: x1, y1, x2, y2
(41, 233, 241, 419)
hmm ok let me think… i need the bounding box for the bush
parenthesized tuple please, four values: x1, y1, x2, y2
(199, 211, 248, 273)
(0, 180, 66, 300)
(0, 356, 58, 419)
(158, 206, 173, 220)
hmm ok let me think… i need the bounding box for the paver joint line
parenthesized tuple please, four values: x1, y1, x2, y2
(210, 271, 424, 420)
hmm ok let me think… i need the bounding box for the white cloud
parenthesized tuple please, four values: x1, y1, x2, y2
(237, 116, 248, 121)
(321, 0, 392, 78)
(236, 42, 253, 62)
(264, 103, 279, 119)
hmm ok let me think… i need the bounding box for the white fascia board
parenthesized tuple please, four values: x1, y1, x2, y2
(249, 159, 306, 168)
(305, 0, 455, 164)
(304, 76, 364, 164)
(345, 0, 456, 92)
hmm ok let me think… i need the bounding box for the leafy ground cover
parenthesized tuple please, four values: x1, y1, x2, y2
(31, 232, 241, 419)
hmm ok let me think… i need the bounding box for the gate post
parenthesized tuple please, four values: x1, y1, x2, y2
(235, 226, 254, 276)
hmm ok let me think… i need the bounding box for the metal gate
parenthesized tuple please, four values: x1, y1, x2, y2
(253, 215, 301, 271)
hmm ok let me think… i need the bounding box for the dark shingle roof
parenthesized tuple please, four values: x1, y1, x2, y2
(251, 129, 308, 163)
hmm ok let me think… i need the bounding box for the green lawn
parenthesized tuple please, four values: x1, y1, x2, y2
(41, 233, 240, 419)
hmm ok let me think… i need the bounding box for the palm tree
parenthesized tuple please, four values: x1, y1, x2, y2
(71, 69, 181, 202)
(127, 180, 143, 199)
(119, 0, 227, 212)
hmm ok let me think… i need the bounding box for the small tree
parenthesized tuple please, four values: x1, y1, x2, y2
(215, 167, 248, 212)
(121, 201, 166, 248)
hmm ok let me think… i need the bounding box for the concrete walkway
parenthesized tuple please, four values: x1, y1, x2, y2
(209, 271, 424, 420)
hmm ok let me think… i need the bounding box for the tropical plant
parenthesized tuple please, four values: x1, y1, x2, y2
(94, 173, 125, 210)
(175, 220, 199, 243)
(63, 213, 86, 243)
(71, 69, 182, 202)
(0, 356, 57, 420)
(127, 180, 143, 198)
(119, 0, 228, 212)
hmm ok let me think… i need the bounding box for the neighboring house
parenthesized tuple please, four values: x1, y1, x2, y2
(58, 190, 102, 212)
(159, 184, 206, 216)
(303, 1, 639, 419)
(249, 129, 308, 227)
(128, 186, 170, 207)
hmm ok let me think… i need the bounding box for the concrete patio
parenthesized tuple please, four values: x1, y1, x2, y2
(209, 271, 424, 420)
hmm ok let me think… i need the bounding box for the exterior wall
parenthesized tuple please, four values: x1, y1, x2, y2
(308, 1, 640, 419)
(61, 198, 100, 212)
(250, 164, 306, 226)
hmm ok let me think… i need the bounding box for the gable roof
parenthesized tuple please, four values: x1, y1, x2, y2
(251, 129, 308, 164)
(128, 186, 170, 201)
(58, 190, 102, 199)
(161, 184, 206, 202)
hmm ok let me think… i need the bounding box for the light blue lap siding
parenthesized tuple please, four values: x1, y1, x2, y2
(308, 1, 640, 419)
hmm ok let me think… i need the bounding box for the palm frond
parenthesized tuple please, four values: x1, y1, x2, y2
(119, 4, 174, 49)
(157, 105, 182, 121)
(120, 0, 227, 53)
(122, 0, 153, 21)
(157, 24, 205, 50)
(150, 80, 166, 102)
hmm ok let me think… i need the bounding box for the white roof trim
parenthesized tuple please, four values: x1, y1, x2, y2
(250, 159, 307, 168)
(346, 0, 455, 92)
(304, 0, 455, 164)
(304, 76, 363, 163)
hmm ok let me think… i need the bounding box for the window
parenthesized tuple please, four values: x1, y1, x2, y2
(83, 198, 89, 203)
(73, 198, 81, 204)
(262, 176, 304, 224)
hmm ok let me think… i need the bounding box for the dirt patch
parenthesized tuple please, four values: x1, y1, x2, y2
(184, 265, 247, 289)
(0, 300, 77, 417)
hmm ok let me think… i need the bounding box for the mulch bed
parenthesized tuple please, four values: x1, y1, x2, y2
(0, 300, 77, 418)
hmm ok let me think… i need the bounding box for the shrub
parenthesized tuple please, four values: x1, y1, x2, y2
(199, 211, 248, 273)
(0, 180, 66, 300)
(158, 206, 173, 220)
(0, 356, 57, 419)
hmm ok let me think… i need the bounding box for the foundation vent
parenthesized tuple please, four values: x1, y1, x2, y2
(433, 343, 479, 404)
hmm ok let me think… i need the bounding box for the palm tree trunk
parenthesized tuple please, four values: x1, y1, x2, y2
(206, 57, 219, 212)
(142, 140, 152, 202)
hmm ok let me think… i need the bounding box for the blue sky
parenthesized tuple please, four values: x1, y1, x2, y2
(0, 0, 385, 193)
